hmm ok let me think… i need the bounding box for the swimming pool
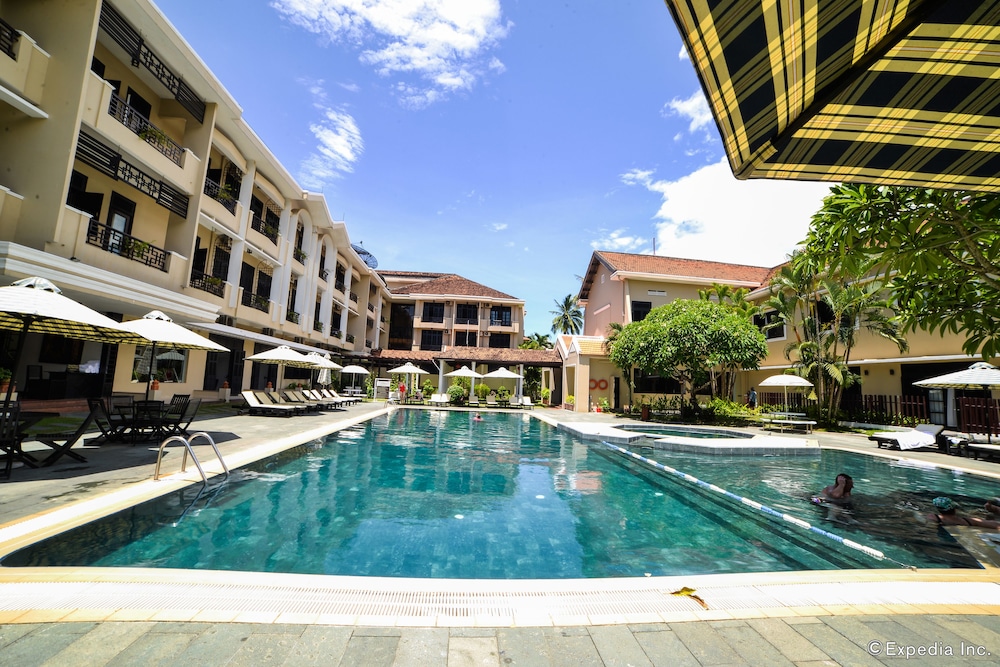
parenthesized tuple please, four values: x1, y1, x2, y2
(614, 424, 754, 439)
(3, 410, 996, 577)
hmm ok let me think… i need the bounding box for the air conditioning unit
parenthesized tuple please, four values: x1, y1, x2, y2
(217, 315, 234, 327)
(262, 327, 275, 336)
(294, 337, 303, 343)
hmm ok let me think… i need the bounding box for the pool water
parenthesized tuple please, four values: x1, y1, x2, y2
(615, 424, 754, 439)
(4, 410, 998, 577)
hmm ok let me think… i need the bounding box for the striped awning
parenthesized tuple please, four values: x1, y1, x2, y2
(664, 1, 1000, 190)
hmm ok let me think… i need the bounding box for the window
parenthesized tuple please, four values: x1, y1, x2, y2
(753, 311, 786, 340)
(633, 369, 680, 394)
(455, 331, 476, 347)
(648, 289, 666, 296)
(631, 300, 652, 322)
(133, 345, 187, 383)
(388, 303, 414, 349)
(490, 306, 512, 327)
(420, 330, 443, 351)
(455, 303, 478, 324)
(422, 302, 445, 323)
(489, 333, 510, 349)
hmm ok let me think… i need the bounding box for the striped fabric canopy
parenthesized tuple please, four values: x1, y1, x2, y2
(664, 1, 1000, 190)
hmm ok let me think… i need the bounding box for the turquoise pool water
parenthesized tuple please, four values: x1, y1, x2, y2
(4, 410, 998, 577)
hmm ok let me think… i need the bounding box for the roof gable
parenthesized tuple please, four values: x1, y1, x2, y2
(389, 273, 518, 300)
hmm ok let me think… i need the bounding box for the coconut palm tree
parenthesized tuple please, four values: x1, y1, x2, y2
(550, 294, 583, 335)
(520, 332, 553, 350)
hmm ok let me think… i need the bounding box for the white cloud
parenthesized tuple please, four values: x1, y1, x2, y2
(299, 106, 364, 189)
(663, 90, 713, 133)
(620, 160, 834, 267)
(590, 229, 649, 254)
(272, 0, 511, 107)
(491, 222, 507, 231)
(678, 45, 689, 61)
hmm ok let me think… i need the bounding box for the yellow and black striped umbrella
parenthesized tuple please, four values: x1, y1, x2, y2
(664, 1, 1000, 190)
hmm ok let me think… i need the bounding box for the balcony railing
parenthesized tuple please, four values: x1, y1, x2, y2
(349, 291, 358, 303)
(346, 333, 355, 343)
(334, 279, 345, 292)
(241, 291, 270, 313)
(332, 329, 342, 338)
(286, 309, 300, 324)
(365, 339, 373, 349)
(456, 317, 478, 325)
(0, 17, 19, 60)
(367, 303, 375, 313)
(204, 178, 236, 214)
(250, 214, 278, 244)
(87, 219, 167, 271)
(189, 270, 225, 297)
(319, 267, 329, 281)
(107, 94, 183, 165)
(490, 318, 513, 327)
(313, 320, 324, 332)
(293, 247, 307, 263)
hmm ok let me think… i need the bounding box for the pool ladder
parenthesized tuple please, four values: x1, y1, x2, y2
(153, 431, 230, 483)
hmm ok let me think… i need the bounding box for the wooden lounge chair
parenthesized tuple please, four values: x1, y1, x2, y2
(303, 389, 342, 409)
(486, 395, 499, 408)
(869, 423, 944, 450)
(281, 390, 323, 411)
(322, 389, 359, 406)
(241, 391, 296, 417)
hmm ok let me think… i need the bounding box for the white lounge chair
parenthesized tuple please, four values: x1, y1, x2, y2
(429, 393, 450, 407)
(520, 396, 534, 409)
(869, 423, 944, 450)
(240, 391, 296, 417)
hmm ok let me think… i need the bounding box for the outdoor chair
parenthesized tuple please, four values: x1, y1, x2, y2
(869, 423, 944, 451)
(468, 396, 480, 407)
(520, 396, 534, 409)
(486, 395, 499, 408)
(86, 397, 129, 443)
(280, 390, 322, 411)
(240, 391, 296, 417)
(0, 404, 27, 479)
(163, 398, 201, 436)
(429, 393, 450, 407)
(255, 391, 309, 415)
(322, 389, 358, 406)
(303, 389, 341, 409)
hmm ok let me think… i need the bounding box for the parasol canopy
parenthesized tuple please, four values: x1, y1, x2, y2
(483, 367, 522, 379)
(246, 345, 315, 389)
(664, 2, 1000, 190)
(445, 365, 484, 397)
(914, 362, 1000, 390)
(758, 374, 814, 412)
(306, 353, 341, 387)
(339, 364, 369, 393)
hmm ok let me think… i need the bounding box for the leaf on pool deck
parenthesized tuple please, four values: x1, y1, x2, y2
(670, 586, 708, 609)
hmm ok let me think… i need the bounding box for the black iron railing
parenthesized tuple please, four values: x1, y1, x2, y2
(456, 317, 478, 325)
(189, 271, 225, 297)
(319, 268, 329, 281)
(490, 318, 512, 327)
(286, 310, 300, 324)
(349, 292, 358, 303)
(334, 280, 346, 292)
(203, 178, 237, 214)
(346, 333, 355, 343)
(87, 219, 167, 271)
(293, 247, 307, 263)
(107, 94, 183, 165)
(0, 17, 19, 60)
(241, 291, 270, 313)
(313, 320, 323, 332)
(332, 329, 342, 338)
(250, 214, 278, 243)
(365, 339, 373, 348)
(367, 303, 375, 312)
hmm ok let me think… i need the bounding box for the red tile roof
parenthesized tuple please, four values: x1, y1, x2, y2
(387, 273, 518, 300)
(596, 251, 773, 283)
(370, 346, 561, 366)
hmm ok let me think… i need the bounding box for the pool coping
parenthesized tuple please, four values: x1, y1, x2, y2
(1, 406, 999, 626)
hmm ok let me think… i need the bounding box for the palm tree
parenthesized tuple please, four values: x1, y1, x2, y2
(520, 332, 553, 350)
(550, 294, 583, 335)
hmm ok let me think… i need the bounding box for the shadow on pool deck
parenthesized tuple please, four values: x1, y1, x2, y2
(2, 404, 1000, 665)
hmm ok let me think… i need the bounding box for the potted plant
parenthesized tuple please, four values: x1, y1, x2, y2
(599, 396, 611, 412)
(566, 395, 575, 408)
(475, 382, 490, 402)
(540, 387, 551, 405)
(447, 383, 467, 404)
(0, 367, 11, 394)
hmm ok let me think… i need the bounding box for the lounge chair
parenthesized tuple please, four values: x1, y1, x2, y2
(520, 396, 534, 409)
(283, 390, 324, 411)
(486, 395, 499, 408)
(468, 396, 480, 407)
(321, 389, 359, 406)
(303, 389, 342, 409)
(869, 423, 944, 450)
(429, 393, 450, 407)
(241, 391, 296, 417)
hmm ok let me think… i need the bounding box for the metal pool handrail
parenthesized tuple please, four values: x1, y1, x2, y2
(154, 432, 230, 483)
(601, 441, 915, 569)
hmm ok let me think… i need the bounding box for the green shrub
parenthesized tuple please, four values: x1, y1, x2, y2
(496, 385, 510, 400)
(422, 379, 435, 396)
(476, 382, 490, 400)
(447, 383, 467, 403)
(540, 387, 551, 403)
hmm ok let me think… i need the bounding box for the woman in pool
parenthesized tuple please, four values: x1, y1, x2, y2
(813, 473, 855, 524)
(928, 497, 1000, 528)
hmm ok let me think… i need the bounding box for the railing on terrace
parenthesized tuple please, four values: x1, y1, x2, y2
(286, 310, 300, 324)
(456, 317, 478, 325)
(241, 291, 269, 313)
(250, 214, 278, 244)
(293, 247, 307, 263)
(367, 303, 375, 312)
(107, 94, 183, 165)
(313, 320, 323, 332)
(334, 280, 346, 292)
(0, 17, 19, 60)
(87, 219, 167, 271)
(838, 394, 929, 426)
(349, 291, 358, 303)
(189, 270, 225, 297)
(331, 329, 342, 338)
(346, 333, 355, 343)
(319, 268, 329, 281)
(365, 339, 373, 348)
(204, 178, 236, 214)
(490, 318, 512, 327)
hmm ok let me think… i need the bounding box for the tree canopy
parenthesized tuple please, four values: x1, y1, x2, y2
(607, 299, 768, 406)
(806, 184, 1000, 358)
(550, 294, 583, 335)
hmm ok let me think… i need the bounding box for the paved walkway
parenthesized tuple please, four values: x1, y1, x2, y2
(2, 404, 1000, 665)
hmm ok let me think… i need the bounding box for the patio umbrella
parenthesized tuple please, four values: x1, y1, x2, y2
(0, 277, 146, 409)
(663, 2, 1000, 191)
(306, 352, 342, 387)
(339, 364, 369, 393)
(914, 362, 1000, 440)
(246, 345, 316, 390)
(445, 365, 484, 398)
(388, 362, 429, 399)
(758, 374, 814, 413)
(484, 367, 522, 400)
(120, 311, 228, 398)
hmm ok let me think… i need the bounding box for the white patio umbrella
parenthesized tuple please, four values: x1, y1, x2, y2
(445, 365, 484, 397)
(914, 362, 1000, 441)
(339, 364, 370, 393)
(388, 362, 429, 399)
(484, 367, 522, 400)
(758, 374, 813, 412)
(246, 345, 315, 390)
(0, 277, 146, 409)
(306, 352, 342, 387)
(120, 310, 228, 398)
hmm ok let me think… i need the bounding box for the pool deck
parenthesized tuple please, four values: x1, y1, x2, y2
(2, 405, 1000, 665)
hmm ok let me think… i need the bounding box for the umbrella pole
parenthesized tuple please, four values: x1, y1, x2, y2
(145, 341, 159, 400)
(3, 318, 31, 412)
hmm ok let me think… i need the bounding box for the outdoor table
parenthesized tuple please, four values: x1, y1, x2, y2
(6, 410, 57, 469)
(117, 400, 167, 442)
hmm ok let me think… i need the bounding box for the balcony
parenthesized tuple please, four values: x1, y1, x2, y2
(349, 291, 359, 303)
(86, 219, 167, 272)
(313, 320, 323, 333)
(0, 17, 16, 60)
(286, 309, 300, 324)
(293, 247, 307, 263)
(365, 339, 373, 349)
(367, 302, 375, 313)
(0, 19, 48, 114)
(189, 270, 225, 297)
(331, 329, 343, 338)
(455, 317, 478, 325)
(250, 213, 278, 244)
(241, 291, 270, 313)
(204, 178, 237, 214)
(319, 268, 329, 281)
(334, 279, 346, 292)
(107, 94, 183, 166)
(346, 333, 355, 344)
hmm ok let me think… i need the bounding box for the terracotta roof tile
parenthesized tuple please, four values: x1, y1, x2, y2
(388, 274, 518, 300)
(574, 338, 607, 356)
(370, 346, 560, 366)
(596, 251, 773, 284)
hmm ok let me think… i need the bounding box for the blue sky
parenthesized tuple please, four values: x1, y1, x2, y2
(156, 0, 833, 337)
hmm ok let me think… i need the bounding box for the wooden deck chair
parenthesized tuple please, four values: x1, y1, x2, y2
(241, 391, 296, 416)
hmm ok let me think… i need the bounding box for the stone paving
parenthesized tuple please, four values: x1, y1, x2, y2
(2, 404, 1000, 665)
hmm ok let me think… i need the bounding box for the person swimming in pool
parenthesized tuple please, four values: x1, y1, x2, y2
(928, 497, 1000, 528)
(473, 413, 483, 421)
(812, 473, 856, 524)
